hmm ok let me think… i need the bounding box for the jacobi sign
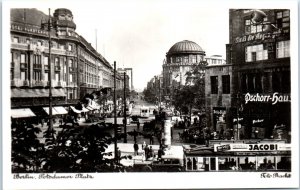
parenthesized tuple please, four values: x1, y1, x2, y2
(214, 143, 291, 152)
(245, 93, 290, 105)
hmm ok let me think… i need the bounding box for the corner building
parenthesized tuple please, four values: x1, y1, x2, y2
(10, 9, 125, 115)
(227, 9, 291, 140)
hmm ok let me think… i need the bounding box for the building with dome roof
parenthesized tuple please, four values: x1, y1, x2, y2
(162, 40, 206, 96)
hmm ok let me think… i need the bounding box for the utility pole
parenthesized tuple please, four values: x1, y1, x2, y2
(113, 61, 118, 160)
(123, 72, 127, 143)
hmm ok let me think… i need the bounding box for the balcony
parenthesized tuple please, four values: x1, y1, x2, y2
(23, 80, 29, 87)
(31, 80, 46, 87)
(33, 64, 42, 69)
(44, 65, 50, 70)
(56, 81, 66, 88)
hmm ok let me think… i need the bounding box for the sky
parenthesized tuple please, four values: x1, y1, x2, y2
(34, 0, 230, 91)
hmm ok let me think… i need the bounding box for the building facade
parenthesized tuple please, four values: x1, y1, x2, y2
(162, 40, 206, 96)
(227, 9, 291, 140)
(10, 8, 126, 113)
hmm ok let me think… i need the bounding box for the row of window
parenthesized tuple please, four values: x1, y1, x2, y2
(168, 55, 204, 64)
(210, 75, 230, 94)
(240, 71, 290, 93)
(245, 40, 290, 62)
(12, 36, 74, 51)
(244, 10, 290, 34)
(11, 69, 75, 83)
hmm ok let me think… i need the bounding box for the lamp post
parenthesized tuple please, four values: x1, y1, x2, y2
(42, 8, 54, 136)
(123, 72, 127, 143)
(113, 61, 118, 160)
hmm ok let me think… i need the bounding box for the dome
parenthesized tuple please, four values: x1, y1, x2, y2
(167, 40, 205, 55)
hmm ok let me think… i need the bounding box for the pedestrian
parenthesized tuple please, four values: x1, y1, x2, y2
(116, 147, 121, 163)
(133, 129, 137, 143)
(137, 120, 140, 130)
(149, 133, 154, 145)
(133, 142, 139, 156)
(149, 146, 154, 159)
(144, 144, 149, 161)
(142, 141, 146, 150)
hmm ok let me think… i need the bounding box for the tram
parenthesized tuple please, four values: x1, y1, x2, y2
(182, 140, 291, 172)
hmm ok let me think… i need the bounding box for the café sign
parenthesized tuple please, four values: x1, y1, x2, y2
(245, 93, 290, 105)
(214, 143, 291, 152)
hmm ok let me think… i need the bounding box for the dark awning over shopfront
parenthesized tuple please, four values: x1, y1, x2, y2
(11, 88, 66, 98)
(11, 108, 36, 118)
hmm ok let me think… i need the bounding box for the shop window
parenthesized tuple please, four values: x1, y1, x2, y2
(69, 92, 73, 99)
(211, 76, 218, 94)
(222, 75, 230, 94)
(248, 74, 255, 93)
(276, 40, 290, 58)
(246, 44, 268, 62)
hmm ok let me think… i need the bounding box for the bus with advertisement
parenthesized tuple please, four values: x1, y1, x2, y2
(182, 140, 291, 172)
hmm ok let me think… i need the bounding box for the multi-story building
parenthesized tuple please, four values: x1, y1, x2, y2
(117, 68, 133, 91)
(205, 57, 232, 135)
(162, 40, 206, 96)
(227, 9, 291, 140)
(10, 8, 126, 116)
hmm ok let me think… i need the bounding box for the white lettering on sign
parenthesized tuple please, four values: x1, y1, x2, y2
(253, 119, 264, 124)
(213, 110, 226, 115)
(234, 29, 283, 43)
(245, 93, 290, 105)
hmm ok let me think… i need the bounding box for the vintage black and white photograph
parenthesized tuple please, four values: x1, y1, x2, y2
(2, 0, 299, 189)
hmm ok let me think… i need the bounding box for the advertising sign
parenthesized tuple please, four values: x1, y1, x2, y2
(214, 143, 291, 152)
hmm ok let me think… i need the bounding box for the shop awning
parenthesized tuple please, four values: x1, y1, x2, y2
(43, 107, 59, 115)
(70, 106, 82, 114)
(53, 106, 68, 115)
(11, 88, 66, 98)
(11, 108, 36, 118)
(81, 107, 89, 112)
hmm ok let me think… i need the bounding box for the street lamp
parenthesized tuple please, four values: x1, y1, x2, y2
(41, 8, 55, 136)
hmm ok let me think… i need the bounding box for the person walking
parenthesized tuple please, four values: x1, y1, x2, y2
(137, 120, 140, 130)
(133, 142, 139, 156)
(144, 144, 149, 161)
(149, 133, 154, 145)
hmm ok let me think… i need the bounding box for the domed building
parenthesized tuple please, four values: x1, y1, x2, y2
(162, 40, 206, 94)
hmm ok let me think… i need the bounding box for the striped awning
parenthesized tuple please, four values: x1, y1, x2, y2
(11, 88, 66, 98)
(11, 108, 36, 118)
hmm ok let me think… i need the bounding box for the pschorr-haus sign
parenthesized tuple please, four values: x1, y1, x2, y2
(214, 143, 291, 152)
(244, 93, 290, 105)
